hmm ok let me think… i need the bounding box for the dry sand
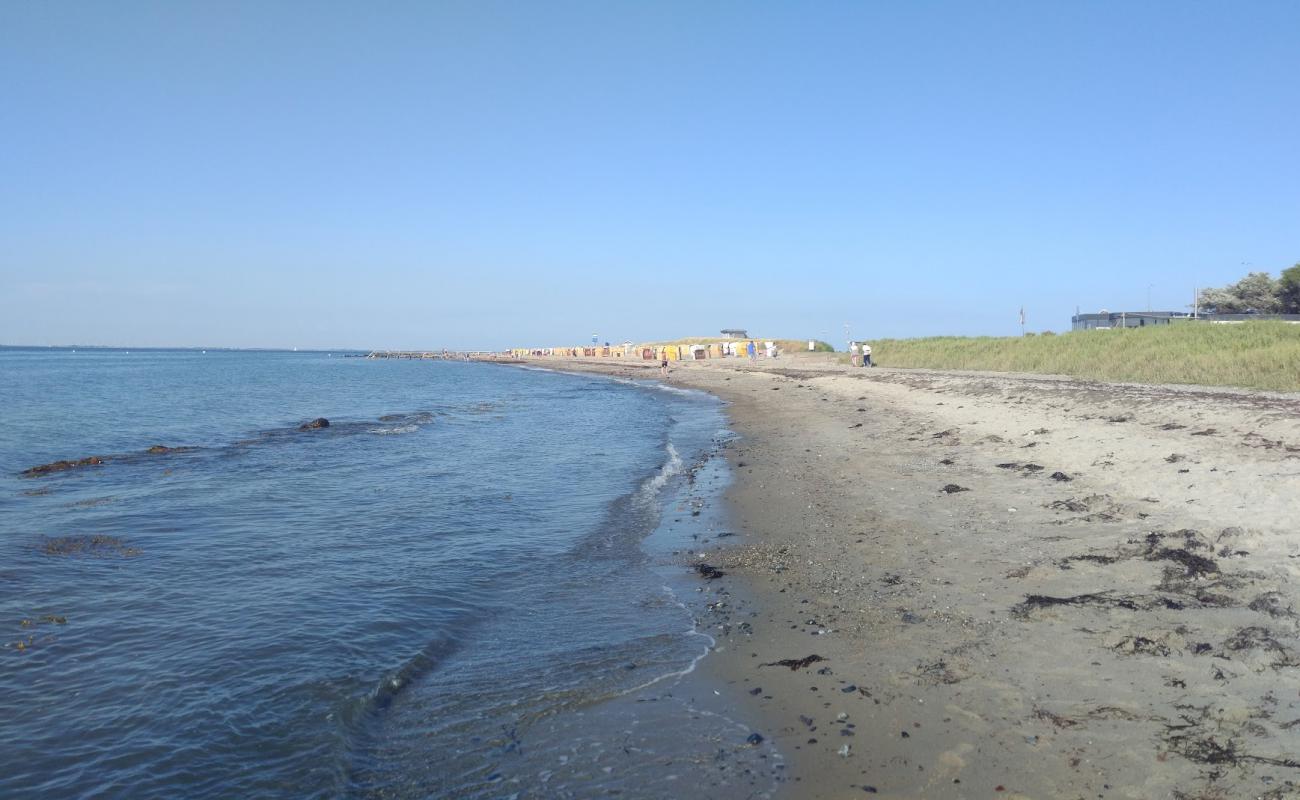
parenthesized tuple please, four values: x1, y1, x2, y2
(508, 354, 1300, 799)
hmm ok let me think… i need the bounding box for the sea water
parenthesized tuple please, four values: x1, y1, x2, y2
(0, 350, 778, 798)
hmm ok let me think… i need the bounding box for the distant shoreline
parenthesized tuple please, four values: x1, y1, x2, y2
(0, 344, 368, 354)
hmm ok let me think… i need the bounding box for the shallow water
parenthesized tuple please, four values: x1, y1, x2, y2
(0, 350, 777, 798)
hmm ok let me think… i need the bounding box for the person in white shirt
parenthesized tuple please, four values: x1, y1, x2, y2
(849, 341, 861, 367)
(862, 343, 873, 367)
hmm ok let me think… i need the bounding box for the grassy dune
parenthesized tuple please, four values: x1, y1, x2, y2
(870, 322, 1300, 392)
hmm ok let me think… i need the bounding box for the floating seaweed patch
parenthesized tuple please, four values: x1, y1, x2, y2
(40, 535, 140, 558)
(21, 457, 105, 477)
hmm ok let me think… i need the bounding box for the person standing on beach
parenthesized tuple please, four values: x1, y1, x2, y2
(862, 342, 873, 367)
(747, 341, 756, 362)
(849, 341, 861, 367)
(660, 356, 669, 377)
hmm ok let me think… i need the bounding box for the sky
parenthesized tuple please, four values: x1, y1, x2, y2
(2, 1, 1297, 350)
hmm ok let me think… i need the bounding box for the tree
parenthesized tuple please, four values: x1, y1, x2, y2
(1279, 263, 1300, 314)
(1197, 271, 1281, 313)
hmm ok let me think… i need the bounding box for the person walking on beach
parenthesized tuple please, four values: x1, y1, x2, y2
(849, 341, 861, 367)
(747, 340, 756, 362)
(660, 356, 669, 377)
(862, 342, 873, 367)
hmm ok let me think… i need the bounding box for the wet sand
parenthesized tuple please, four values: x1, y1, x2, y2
(507, 354, 1300, 799)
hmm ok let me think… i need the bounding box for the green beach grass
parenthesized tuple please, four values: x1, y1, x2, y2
(867, 322, 1300, 392)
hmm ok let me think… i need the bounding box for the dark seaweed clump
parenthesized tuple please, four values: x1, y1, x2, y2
(41, 535, 140, 558)
(760, 654, 825, 670)
(21, 457, 104, 477)
(695, 563, 725, 580)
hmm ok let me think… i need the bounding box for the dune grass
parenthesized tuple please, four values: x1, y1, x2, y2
(867, 322, 1300, 392)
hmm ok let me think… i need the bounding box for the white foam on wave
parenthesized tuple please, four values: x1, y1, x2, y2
(368, 424, 419, 435)
(608, 585, 783, 798)
(614, 585, 716, 697)
(648, 382, 705, 397)
(634, 442, 683, 508)
(604, 374, 708, 399)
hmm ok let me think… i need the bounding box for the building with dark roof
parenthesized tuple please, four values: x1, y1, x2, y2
(1071, 311, 1300, 330)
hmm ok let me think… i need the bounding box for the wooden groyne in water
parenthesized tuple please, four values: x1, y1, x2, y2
(366, 351, 506, 361)
(365, 351, 519, 361)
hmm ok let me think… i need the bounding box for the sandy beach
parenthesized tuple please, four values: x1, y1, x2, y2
(511, 354, 1300, 799)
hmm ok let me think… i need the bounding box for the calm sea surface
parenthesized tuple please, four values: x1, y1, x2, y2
(0, 350, 777, 798)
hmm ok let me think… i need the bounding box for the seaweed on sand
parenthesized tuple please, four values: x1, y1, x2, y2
(1148, 548, 1219, 578)
(1165, 730, 1300, 770)
(1112, 635, 1172, 657)
(1013, 592, 1141, 616)
(1058, 553, 1120, 568)
(760, 654, 825, 670)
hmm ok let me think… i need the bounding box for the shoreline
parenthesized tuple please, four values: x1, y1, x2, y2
(504, 355, 1300, 799)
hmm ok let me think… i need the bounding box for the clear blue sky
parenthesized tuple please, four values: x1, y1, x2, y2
(2, 1, 1297, 349)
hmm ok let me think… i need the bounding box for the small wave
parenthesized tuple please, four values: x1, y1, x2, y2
(603, 375, 708, 399)
(647, 382, 706, 397)
(351, 635, 464, 726)
(368, 424, 418, 436)
(378, 411, 435, 425)
(612, 586, 716, 697)
(634, 443, 683, 507)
